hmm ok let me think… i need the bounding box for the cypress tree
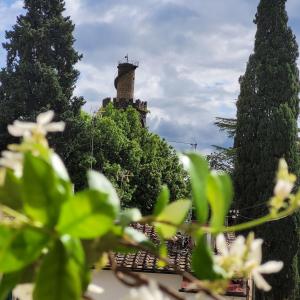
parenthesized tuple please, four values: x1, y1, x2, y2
(234, 1, 300, 299)
(0, 0, 85, 173)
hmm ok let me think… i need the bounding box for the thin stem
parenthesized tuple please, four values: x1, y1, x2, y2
(120, 240, 224, 300)
(0, 205, 56, 236)
(141, 206, 298, 236)
(0, 205, 29, 223)
(211, 216, 270, 234)
(211, 207, 296, 234)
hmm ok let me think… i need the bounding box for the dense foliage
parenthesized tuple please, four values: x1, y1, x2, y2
(207, 118, 236, 174)
(207, 146, 235, 175)
(234, 0, 300, 298)
(0, 0, 188, 215)
(71, 105, 189, 215)
(0, 0, 85, 174)
(0, 111, 297, 300)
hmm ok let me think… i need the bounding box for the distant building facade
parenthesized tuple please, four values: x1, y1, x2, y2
(102, 57, 148, 127)
(88, 224, 252, 300)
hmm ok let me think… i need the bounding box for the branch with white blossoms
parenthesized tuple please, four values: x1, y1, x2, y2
(0, 112, 298, 300)
(0, 150, 23, 177)
(109, 252, 190, 300)
(0, 111, 65, 180)
(269, 159, 296, 214)
(8, 110, 65, 147)
(215, 233, 283, 292)
(202, 158, 300, 236)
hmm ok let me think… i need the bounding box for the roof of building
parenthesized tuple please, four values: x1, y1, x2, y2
(110, 223, 236, 274)
(112, 223, 192, 274)
(108, 223, 248, 297)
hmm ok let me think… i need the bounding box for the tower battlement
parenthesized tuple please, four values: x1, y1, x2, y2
(102, 97, 148, 127)
(101, 57, 148, 127)
(103, 98, 147, 111)
(114, 60, 138, 100)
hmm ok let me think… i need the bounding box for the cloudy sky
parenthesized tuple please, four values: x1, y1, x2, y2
(1, 0, 300, 153)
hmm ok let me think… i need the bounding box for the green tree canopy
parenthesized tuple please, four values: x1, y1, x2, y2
(0, 0, 187, 216)
(72, 105, 189, 215)
(0, 0, 84, 166)
(234, 0, 300, 298)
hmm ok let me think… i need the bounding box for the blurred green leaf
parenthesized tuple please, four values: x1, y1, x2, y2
(88, 170, 120, 214)
(192, 235, 225, 280)
(62, 236, 90, 292)
(50, 153, 70, 181)
(62, 236, 85, 266)
(0, 271, 21, 300)
(33, 239, 81, 300)
(57, 190, 115, 239)
(124, 227, 156, 253)
(153, 185, 170, 216)
(206, 172, 233, 230)
(0, 170, 22, 210)
(155, 199, 191, 239)
(0, 263, 37, 300)
(83, 229, 121, 265)
(183, 153, 209, 224)
(0, 225, 48, 273)
(119, 208, 142, 227)
(23, 153, 71, 226)
(157, 242, 168, 268)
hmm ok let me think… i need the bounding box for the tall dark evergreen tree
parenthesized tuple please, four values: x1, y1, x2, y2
(0, 0, 85, 173)
(234, 1, 300, 298)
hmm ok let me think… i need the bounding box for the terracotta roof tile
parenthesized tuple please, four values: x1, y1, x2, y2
(110, 223, 192, 273)
(109, 224, 247, 297)
(111, 223, 236, 274)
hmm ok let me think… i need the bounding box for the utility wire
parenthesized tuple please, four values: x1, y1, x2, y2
(90, 107, 97, 169)
(237, 202, 268, 211)
(236, 214, 256, 221)
(167, 140, 198, 151)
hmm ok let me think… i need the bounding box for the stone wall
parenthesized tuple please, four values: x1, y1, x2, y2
(115, 63, 137, 100)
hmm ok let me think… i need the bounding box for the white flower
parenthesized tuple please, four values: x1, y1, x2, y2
(215, 234, 246, 276)
(252, 262, 283, 291)
(8, 110, 65, 138)
(274, 159, 296, 199)
(214, 233, 283, 292)
(246, 237, 283, 291)
(273, 179, 293, 199)
(269, 159, 296, 213)
(122, 281, 169, 300)
(0, 151, 23, 177)
(87, 283, 104, 295)
(13, 284, 33, 300)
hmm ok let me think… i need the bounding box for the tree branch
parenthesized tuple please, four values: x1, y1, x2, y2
(118, 242, 224, 300)
(108, 251, 186, 300)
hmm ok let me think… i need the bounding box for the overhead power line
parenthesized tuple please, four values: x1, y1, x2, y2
(167, 140, 198, 151)
(237, 202, 268, 211)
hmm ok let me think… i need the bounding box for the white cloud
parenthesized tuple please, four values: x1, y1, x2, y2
(66, 0, 259, 151)
(0, 0, 22, 30)
(64, 0, 82, 19)
(1, 0, 300, 152)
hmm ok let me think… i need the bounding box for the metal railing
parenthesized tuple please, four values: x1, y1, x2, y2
(118, 58, 139, 67)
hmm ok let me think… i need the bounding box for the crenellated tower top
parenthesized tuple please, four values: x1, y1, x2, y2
(101, 56, 148, 127)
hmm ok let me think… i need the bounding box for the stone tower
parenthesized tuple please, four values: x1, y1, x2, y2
(115, 60, 137, 100)
(102, 56, 148, 127)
